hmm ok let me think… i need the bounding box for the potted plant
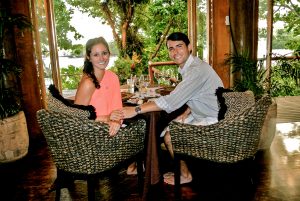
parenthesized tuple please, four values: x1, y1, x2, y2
(0, 7, 32, 163)
(224, 52, 266, 97)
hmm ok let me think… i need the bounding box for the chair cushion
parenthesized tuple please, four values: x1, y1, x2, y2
(47, 84, 96, 120)
(216, 87, 255, 120)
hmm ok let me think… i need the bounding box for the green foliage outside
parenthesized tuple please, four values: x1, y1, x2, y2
(38, 0, 198, 89)
(273, 0, 300, 51)
(270, 56, 300, 97)
(269, 0, 300, 97)
(196, 2, 207, 59)
(225, 52, 300, 98)
(110, 57, 136, 85)
(60, 65, 82, 89)
(70, 44, 84, 57)
(259, 0, 300, 51)
(41, 0, 299, 97)
(53, 0, 83, 51)
(240, 0, 300, 97)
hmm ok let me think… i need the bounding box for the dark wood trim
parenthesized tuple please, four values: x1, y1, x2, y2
(209, 0, 231, 88)
(266, 0, 274, 91)
(148, 61, 177, 85)
(44, 0, 62, 92)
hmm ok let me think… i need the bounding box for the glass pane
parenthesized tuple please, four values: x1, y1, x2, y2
(196, 0, 207, 61)
(34, 0, 53, 90)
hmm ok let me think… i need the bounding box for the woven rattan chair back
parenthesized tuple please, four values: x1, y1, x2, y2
(170, 94, 272, 163)
(37, 109, 146, 200)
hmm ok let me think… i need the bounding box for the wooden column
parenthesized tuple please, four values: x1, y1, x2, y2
(44, 0, 62, 92)
(207, 0, 231, 88)
(31, 0, 47, 109)
(188, 0, 197, 56)
(229, 0, 258, 58)
(10, 0, 43, 139)
(266, 0, 273, 92)
(229, 0, 259, 87)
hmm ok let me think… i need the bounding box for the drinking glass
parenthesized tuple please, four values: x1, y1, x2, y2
(135, 75, 144, 97)
(127, 78, 135, 93)
(143, 75, 150, 89)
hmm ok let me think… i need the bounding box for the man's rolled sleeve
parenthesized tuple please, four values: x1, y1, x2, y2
(154, 97, 172, 113)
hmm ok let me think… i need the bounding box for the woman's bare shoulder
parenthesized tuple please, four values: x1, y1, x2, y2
(77, 75, 95, 91)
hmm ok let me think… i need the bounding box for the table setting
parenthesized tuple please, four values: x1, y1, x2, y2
(121, 74, 176, 106)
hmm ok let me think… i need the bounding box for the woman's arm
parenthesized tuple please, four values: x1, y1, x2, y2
(74, 75, 95, 105)
(95, 115, 109, 123)
(95, 109, 123, 123)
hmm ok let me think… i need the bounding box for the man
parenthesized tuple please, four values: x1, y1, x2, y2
(122, 32, 224, 185)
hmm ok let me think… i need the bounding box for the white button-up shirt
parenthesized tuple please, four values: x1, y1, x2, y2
(154, 55, 224, 121)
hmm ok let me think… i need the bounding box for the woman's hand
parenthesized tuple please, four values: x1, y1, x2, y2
(108, 120, 121, 137)
(175, 107, 191, 123)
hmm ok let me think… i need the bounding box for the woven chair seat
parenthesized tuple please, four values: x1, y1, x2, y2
(169, 94, 272, 164)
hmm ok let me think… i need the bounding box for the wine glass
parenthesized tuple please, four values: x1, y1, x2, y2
(143, 75, 150, 89)
(135, 75, 144, 98)
(142, 75, 151, 97)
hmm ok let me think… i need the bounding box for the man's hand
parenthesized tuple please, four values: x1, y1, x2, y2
(109, 109, 124, 122)
(122, 106, 137, 119)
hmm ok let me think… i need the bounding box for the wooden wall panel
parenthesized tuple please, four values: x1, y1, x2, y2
(208, 0, 231, 88)
(10, 0, 43, 139)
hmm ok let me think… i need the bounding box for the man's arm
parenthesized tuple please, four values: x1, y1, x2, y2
(122, 101, 162, 119)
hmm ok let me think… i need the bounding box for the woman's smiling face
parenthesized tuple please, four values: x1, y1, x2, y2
(88, 43, 110, 70)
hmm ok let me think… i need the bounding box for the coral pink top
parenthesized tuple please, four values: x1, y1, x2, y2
(89, 70, 122, 117)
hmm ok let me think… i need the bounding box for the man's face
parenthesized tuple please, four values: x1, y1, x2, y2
(167, 40, 191, 68)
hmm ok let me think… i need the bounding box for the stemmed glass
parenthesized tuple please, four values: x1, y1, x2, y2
(142, 74, 151, 97)
(135, 75, 144, 98)
(143, 75, 150, 89)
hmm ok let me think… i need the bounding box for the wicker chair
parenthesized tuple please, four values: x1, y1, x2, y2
(169, 93, 272, 198)
(37, 109, 146, 201)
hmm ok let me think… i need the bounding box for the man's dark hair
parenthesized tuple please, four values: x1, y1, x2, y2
(166, 32, 190, 46)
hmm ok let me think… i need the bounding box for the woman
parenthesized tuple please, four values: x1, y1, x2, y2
(75, 37, 123, 136)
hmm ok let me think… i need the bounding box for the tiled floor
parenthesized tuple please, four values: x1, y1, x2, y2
(0, 122, 300, 201)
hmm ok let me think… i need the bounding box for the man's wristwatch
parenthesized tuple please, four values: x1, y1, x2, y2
(135, 106, 142, 114)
